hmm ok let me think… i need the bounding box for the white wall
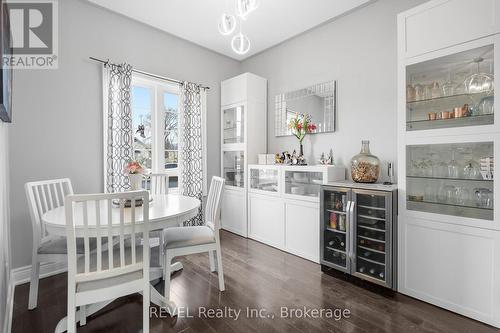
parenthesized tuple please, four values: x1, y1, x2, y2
(241, 0, 428, 178)
(9, 0, 240, 269)
(0, 121, 11, 332)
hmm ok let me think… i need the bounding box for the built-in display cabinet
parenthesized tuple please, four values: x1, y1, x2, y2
(220, 73, 267, 237)
(248, 165, 345, 262)
(398, 0, 500, 327)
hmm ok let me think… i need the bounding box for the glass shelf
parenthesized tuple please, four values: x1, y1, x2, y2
(407, 199, 493, 220)
(407, 114, 494, 131)
(406, 142, 494, 220)
(406, 44, 494, 131)
(407, 91, 492, 105)
(284, 171, 323, 198)
(223, 151, 244, 188)
(250, 168, 278, 192)
(407, 175, 492, 182)
(223, 105, 244, 144)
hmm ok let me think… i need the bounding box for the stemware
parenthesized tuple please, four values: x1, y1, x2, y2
(464, 57, 494, 94)
(448, 151, 460, 179)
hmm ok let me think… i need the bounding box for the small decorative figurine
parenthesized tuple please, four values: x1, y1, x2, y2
(319, 152, 326, 165)
(275, 153, 283, 164)
(319, 149, 335, 165)
(327, 148, 334, 165)
(291, 150, 299, 165)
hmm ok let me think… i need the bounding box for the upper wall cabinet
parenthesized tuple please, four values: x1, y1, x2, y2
(399, 0, 500, 59)
(221, 72, 268, 106)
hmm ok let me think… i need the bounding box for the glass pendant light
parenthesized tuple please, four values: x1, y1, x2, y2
(218, 13, 236, 36)
(236, 0, 259, 20)
(231, 32, 250, 55)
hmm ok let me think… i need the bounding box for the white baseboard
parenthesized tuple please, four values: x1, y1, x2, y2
(11, 262, 67, 286)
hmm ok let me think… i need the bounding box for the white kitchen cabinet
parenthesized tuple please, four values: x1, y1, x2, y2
(220, 73, 267, 237)
(399, 217, 500, 326)
(284, 199, 320, 263)
(398, 0, 500, 327)
(247, 164, 345, 263)
(221, 188, 247, 236)
(399, 0, 500, 59)
(248, 192, 285, 249)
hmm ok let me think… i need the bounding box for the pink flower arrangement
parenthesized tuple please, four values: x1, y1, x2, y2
(288, 113, 317, 144)
(124, 160, 144, 175)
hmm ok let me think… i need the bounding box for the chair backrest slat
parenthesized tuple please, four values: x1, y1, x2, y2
(148, 173, 169, 195)
(95, 200, 102, 271)
(131, 199, 136, 265)
(82, 201, 90, 273)
(119, 200, 125, 267)
(107, 199, 113, 268)
(65, 191, 149, 282)
(25, 178, 74, 247)
(205, 177, 225, 230)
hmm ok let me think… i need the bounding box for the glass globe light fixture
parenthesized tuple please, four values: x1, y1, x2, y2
(236, 0, 259, 20)
(231, 32, 251, 55)
(218, 13, 237, 36)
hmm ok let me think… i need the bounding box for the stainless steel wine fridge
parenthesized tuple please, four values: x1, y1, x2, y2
(320, 184, 398, 290)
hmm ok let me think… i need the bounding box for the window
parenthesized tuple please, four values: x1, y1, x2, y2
(131, 74, 180, 190)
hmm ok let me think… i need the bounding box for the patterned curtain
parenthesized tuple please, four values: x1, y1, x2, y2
(180, 82, 204, 225)
(102, 63, 133, 193)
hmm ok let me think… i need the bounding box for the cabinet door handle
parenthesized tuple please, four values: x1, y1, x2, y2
(349, 200, 355, 260)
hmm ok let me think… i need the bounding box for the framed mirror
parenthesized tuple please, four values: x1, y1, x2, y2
(275, 81, 336, 137)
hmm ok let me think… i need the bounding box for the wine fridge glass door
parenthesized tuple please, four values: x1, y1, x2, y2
(320, 187, 352, 273)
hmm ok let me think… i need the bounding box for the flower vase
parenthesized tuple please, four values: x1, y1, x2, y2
(128, 174, 143, 191)
(299, 143, 304, 158)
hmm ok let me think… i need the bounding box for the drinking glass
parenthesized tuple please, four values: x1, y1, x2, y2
(448, 151, 460, 178)
(474, 188, 493, 208)
(444, 185, 458, 204)
(424, 184, 436, 202)
(457, 187, 471, 206)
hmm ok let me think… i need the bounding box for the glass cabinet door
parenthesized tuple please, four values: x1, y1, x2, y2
(406, 142, 494, 220)
(223, 105, 245, 144)
(284, 171, 323, 198)
(353, 192, 391, 287)
(223, 151, 245, 188)
(250, 168, 278, 192)
(321, 188, 350, 272)
(406, 44, 494, 131)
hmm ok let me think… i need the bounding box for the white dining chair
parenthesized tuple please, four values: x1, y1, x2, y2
(65, 190, 152, 333)
(163, 176, 225, 298)
(25, 178, 74, 310)
(147, 173, 170, 195)
(146, 173, 170, 264)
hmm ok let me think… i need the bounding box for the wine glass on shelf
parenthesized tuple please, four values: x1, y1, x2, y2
(461, 148, 482, 180)
(448, 150, 460, 179)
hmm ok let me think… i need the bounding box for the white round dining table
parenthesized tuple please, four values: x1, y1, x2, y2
(42, 194, 201, 333)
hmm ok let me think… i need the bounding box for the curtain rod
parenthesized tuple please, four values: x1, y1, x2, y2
(89, 56, 210, 90)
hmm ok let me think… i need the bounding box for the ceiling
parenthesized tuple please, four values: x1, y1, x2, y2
(86, 0, 373, 61)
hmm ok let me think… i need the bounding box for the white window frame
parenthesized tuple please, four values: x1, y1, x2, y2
(132, 74, 181, 193)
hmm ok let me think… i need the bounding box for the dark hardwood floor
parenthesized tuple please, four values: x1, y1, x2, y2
(12, 231, 499, 333)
